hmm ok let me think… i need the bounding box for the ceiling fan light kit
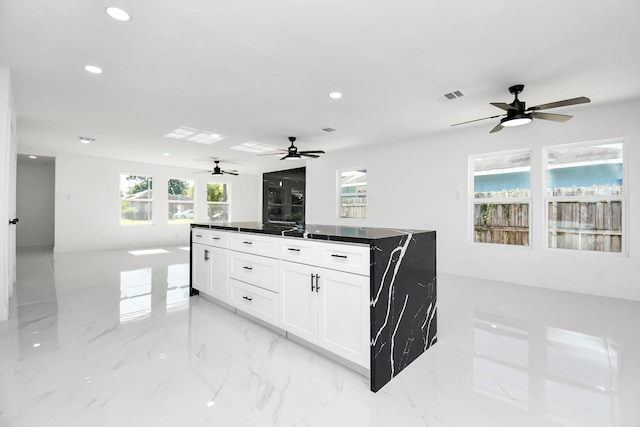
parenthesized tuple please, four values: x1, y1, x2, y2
(501, 113, 532, 127)
(452, 84, 590, 133)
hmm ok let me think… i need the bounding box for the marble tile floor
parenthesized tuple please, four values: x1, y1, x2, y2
(1, 246, 640, 427)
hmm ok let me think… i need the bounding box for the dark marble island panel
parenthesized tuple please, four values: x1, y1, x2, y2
(190, 222, 437, 392)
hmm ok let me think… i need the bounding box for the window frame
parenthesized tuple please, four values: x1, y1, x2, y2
(167, 177, 196, 224)
(206, 181, 231, 223)
(470, 149, 532, 247)
(544, 138, 626, 254)
(337, 168, 367, 219)
(120, 174, 153, 225)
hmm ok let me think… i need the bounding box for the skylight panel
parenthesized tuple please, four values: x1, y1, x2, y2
(230, 141, 281, 153)
(164, 126, 224, 145)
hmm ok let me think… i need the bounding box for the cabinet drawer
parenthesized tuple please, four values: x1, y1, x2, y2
(229, 232, 278, 258)
(229, 278, 279, 327)
(279, 238, 318, 265)
(318, 242, 370, 276)
(191, 228, 212, 244)
(207, 230, 229, 248)
(228, 251, 279, 292)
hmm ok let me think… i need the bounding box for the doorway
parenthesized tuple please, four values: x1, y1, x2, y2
(16, 155, 55, 248)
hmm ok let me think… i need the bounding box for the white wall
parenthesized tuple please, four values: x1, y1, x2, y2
(307, 99, 640, 301)
(16, 157, 55, 248)
(54, 154, 261, 253)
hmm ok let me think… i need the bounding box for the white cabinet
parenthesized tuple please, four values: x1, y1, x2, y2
(279, 261, 317, 342)
(192, 243, 228, 302)
(316, 268, 369, 368)
(279, 260, 370, 368)
(192, 227, 371, 368)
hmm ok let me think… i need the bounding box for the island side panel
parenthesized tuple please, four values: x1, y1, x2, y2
(369, 231, 437, 392)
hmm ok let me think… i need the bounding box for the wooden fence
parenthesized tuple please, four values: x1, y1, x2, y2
(474, 203, 529, 246)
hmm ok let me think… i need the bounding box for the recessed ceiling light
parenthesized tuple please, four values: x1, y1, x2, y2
(28, 155, 37, 159)
(78, 136, 95, 144)
(84, 65, 103, 74)
(105, 6, 131, 21)
(329, 92, 342, 99)
(162, 153, 170, 156)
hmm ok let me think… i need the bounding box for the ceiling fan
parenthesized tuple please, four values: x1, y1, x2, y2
(198, 160, 238, 176)
(451, 84, 590, 133)
(260, 137, 325, 160)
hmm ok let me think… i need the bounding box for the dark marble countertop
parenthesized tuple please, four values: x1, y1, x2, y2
(191, 222, 434, 244)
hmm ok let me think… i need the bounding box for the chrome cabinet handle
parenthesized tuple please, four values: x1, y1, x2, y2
(242, 296, 253, 301)
(331, 254, 348, 259)
(287, 248, 301, 252)
(242, 241, 253, 245)
(195, 234, 203, 237)
(315, 274, 320, 292)
(204, 249, 210, 261)
(243, 266, 253, 271)
(310, 274, 315, 292)
(211, 236, 221, 240)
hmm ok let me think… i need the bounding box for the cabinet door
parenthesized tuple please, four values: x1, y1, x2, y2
(316, 268, 370, 368)
(191, 243, 210, 293)
(208, 246, 228, 302)
(278, 261, 317, 343)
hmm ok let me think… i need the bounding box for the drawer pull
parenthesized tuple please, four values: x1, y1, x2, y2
(242, 266, 253, 271)
(331, 254, 348, 259)
(195, 234, 203, 238)
(287, 248, 301, 252)
(242, 241, 253, 245)
(204, 249, 210, 261)
(211, 236, 221, 240)
(242, 296, 253, 302)
(315, 274, 320, 292)
(310, 273, 316, 291)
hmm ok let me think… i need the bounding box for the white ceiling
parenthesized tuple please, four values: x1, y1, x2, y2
(2, 0, 639, 174)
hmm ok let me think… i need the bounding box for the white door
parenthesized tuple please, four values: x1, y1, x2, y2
(316, 268, 370, 368)
(278, 260, 317, 343)
(0, 69, 17, 321)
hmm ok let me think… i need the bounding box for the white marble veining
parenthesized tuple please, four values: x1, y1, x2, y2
(1, 246, 640, 426)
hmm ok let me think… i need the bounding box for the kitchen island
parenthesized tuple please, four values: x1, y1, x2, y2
(190, 222, 437, 392)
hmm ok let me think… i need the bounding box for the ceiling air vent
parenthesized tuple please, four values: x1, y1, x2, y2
(440, 90, 466, 102)
(322, 127, 336, 132)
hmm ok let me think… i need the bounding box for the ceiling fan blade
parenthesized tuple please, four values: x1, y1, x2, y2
(489, 123, 503, 133)
(300, 153, 320, 158)
(223, 170, 239, 175)
(298, 150, 325, 155)
(528, 96, 590, 111)
(451, 113, 505, 127)
(490, 102, 516, 111)
(257, 151, 287, 156)
(193, 170, 214, 174)
(531, 112, 573, 122)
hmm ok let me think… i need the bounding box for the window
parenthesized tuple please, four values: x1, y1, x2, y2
(546, 140, 624, 252)
(168, 178, 195, 223)
(340, 169, 367, 219)
(207, 183, 229, 222)
(472, 151, 531, 246)
(120, 175, 152, 224)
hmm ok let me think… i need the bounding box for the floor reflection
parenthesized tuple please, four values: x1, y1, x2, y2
(473, 310, 622, 425)
(119, 262, 190, 324)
